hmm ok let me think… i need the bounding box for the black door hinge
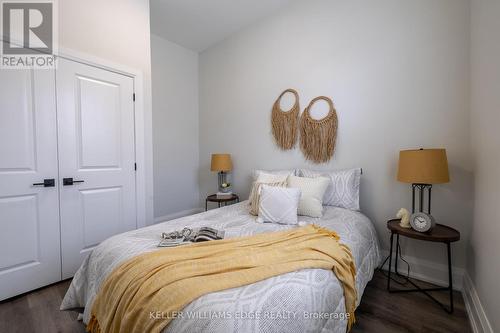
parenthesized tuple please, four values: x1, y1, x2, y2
(133, 93, 136, 102)
(134, 163, 137, 171)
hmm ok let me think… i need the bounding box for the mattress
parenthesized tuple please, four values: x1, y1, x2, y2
(61, 202, 380, 333)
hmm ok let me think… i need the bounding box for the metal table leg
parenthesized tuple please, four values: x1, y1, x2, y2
(447, 242, 454, 313)
(395, 233, 400, 276)
(387, 235, 454, 314)
(387, 232, 394, 291)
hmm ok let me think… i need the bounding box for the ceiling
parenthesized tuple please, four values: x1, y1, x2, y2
(150, 0, 294, 52)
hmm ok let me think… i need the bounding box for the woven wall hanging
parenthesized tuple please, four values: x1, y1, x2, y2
(300, 96, 338, 163)
(271, 89, 300, 150)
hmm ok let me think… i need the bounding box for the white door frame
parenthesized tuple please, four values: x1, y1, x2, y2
(56, 47, 148, 228)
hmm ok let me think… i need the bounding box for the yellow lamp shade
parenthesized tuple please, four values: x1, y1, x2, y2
(211, 154, 232, 172)
(397, 149, 450, 184)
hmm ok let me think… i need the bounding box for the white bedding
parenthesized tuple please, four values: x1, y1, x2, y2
(61, 202, 380, 333)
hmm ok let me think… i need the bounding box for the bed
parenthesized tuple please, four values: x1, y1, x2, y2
(61, 202, 380, 333)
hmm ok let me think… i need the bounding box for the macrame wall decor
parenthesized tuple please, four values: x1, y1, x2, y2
(271, 89, 300, 150)
(299, 96, 338, 163)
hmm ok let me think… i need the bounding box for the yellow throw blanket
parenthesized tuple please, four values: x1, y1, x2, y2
(87, 225, 357, 333)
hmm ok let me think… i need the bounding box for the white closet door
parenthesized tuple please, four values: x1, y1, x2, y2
(0, 69, 61, 300)
(56, 59, 137, 278)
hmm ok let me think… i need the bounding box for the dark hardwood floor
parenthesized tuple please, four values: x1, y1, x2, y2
(0, 280, 85, 333)
(352, 271, 472, 333)
(0, 271, 471, 333)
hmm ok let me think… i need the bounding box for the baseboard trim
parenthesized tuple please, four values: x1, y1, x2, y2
(379, 249, 464, 291)
(154, 208, 204, 224)
(462, 273, 493, 333)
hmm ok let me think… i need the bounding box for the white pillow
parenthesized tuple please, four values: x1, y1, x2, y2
(252, 169, 296, 182)
(248, 171, 290, 206)
(257, 185, 301, 225)
(248, 171, 294, 207)
(248, 180, 287, 215)
(287, 175, 329, 218)
(299, 168, 361, 211)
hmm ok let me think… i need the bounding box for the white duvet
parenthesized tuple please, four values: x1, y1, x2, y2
(61, 202, 380, 333)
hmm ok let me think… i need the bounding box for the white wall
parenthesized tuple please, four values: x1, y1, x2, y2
(151, 35, 200, 220)
(199, 0, 473, 280)
(469, 0, 500, 330)
(59, 0, 154, 225)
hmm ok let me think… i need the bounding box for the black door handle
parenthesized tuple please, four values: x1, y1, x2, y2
(63, 178, 85, 186)
(33, 179, 55, 187)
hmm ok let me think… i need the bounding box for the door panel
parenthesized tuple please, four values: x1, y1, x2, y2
(77, 75, 121, 168)
(81, 186, 122, 249)
(0, 69, 61, 301)
(57, 59, 136, 278)
(0, 195, 39, 270)
(0, 71, 36, 170)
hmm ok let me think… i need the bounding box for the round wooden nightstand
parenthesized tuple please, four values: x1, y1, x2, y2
(386, 218, 460, 313)
(205, 194, 239, 211)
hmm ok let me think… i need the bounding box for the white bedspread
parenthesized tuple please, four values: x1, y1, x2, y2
(61, 202, 380, 333)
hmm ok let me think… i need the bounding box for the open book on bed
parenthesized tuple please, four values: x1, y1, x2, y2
(158, 227, 225, 247)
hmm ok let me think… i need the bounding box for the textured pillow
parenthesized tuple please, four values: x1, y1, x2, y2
(257, 185, 301, 225)
(299, 168, 361, 210)
(248, 171, 291, 208)
(287, 175, 329, 217)
(252, 169, 296, 181)
(249, 180, 287, 215)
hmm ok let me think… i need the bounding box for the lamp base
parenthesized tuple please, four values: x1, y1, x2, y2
(216, 192, 233, 199)
(412, 183, 432, 214)
(217, 171, 231, 193)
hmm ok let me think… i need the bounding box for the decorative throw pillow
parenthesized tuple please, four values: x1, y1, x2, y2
(287, 175, 329, 218)
(257, 185, 301, 225)
(249, 180, 287, 215)
(299, 168, 361, 211)
(248, 171, 291, 209)
(252, 169, 296, 181)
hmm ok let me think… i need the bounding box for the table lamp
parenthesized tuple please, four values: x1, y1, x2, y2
(211, 154, 232, 193)
(397, 148, 450, 214)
